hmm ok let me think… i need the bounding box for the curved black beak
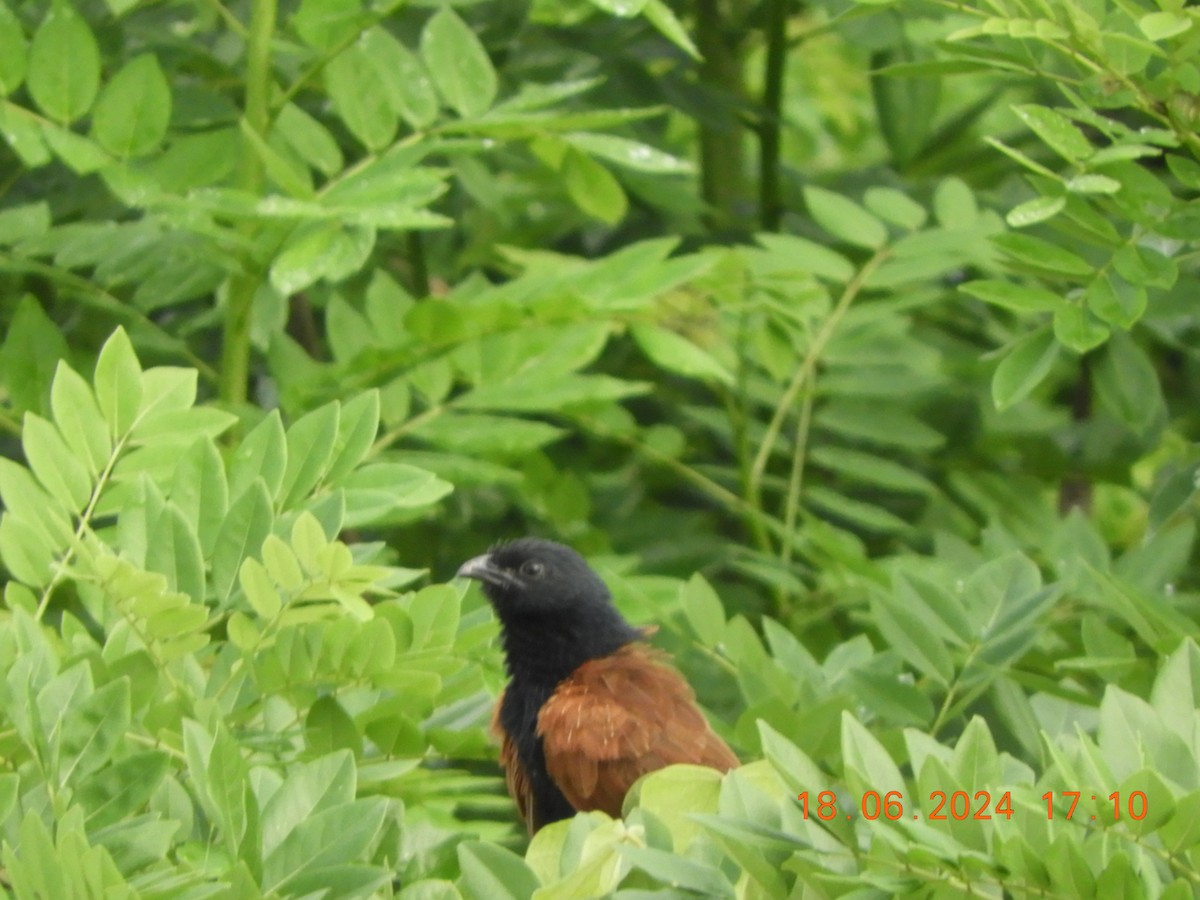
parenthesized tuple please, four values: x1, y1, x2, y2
(456, 553, 517, 590)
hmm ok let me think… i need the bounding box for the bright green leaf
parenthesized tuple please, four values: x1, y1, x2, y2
(804, 186, 889, 249)
(421, 9, 497, 119)
(26, 0, 100, 122)
(93, 327, 144, 438)
(630, 323, 733, 385)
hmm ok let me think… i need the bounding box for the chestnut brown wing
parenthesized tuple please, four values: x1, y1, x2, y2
(490, 694, 536, 830)
(536, 644, 738, 817)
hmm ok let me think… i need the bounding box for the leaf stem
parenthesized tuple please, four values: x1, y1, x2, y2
(759, 0, 788, 231)
(746, 248, 890, 544)
(220, 0, 277, 409)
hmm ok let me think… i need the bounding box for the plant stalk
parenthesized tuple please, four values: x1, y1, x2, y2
(760, 0, 788, 231)
(220, 0, 277, 408)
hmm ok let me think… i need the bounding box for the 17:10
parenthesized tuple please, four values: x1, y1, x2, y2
(1042, 790, 1148, 821)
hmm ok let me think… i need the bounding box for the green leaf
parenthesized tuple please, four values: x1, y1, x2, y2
(0, 201, 50, 246)
(563, 149, 627, 224)
(339, 463, 453, 527)
(1092, 331, 1164, 434)
(950, 717, 1000, 786)
(145, 502, 206, 601)
(933, 177, 978, 228)
(1053, 304, 1109, 353)
(992, 327, 1059, 409)
(620, 846, 734, 897)
(808, 446, 934, 495)
(78, 750, 171, 829)
(681, 573, 725, 645)
(1148, 464, 1200, 533)
(804, 186, 889, 248)
(0, 514, 56, 586)
(50, 360, 111, 477)
(816, 401, 944, 450)
(863, 187, 927, 230)
(1006, 194, 1066, 227)
(291, 510, 329, 568)
(271, 222, 376, 295)
(90, 54, 171, 157)
(229, 411, 287, 500)
(0, 4, 27, 95)
(421, 9, 497, 119)
(325, 393, 380, 483)
(1112, 244, 1176, 290)
(360, 26, 438, 129)
(565, 132, 693, 173)
(292, 0, 366, 51)
(411, 413, 565, 456)
(241, 116, 313, 198)
(871, 589, 953, 686)
(274, 103, 343, 177)
(279, 402, 340, 510)
(23, 412, 92, 510)
(93, 327, 144, 438)
(0, 101, 51, 166)
(262, 534, 304, 592)
(962, 552, 1057, 674)
(60, 676, 131, 782)
(1138, 11, 1192, 41)
(240, 556, 282, 618)
(644, 0, 700, 59)
(588, 0, 649, 14)
(841, 712, 906, 796)
(305, 696, 364, 757)
(992, 233, 1092, 277)
(457, 373, 649, 412)
(262, 797, 389, 892)
(960, 279, 1064, 314)
(1066, 173, 1121, 194)
(459, 841, 540, 900)
(754, 234, 855, 282)
(0, 295, 68, 415)
(0, 452, 72, 529)
(0, 773, 18, 824)
(169, 437, 229, 556)
(630, 323, 733, 385)
(26, 0, 100, 122)
(1012, 104, 1093, 162)
(261, 751, 357, 857)
(325, 44, 398, 151)
(212, 479, 274, 605)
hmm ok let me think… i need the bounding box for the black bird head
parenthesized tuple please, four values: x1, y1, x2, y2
(457, 538, 642, 684)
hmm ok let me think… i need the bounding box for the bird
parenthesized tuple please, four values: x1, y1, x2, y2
(456, 537, 739, 833)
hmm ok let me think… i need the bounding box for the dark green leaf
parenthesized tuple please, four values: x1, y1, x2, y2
(992, 327, 1059, 409)
(1092, 331, 1164, 434)
(960, 279, 1064, 314)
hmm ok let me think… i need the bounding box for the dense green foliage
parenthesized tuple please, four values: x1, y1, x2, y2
(0, 0, 1198, 895)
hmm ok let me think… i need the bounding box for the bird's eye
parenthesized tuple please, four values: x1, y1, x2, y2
(520, 560, 545, 578)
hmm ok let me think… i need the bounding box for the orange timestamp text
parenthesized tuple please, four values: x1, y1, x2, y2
(798, 790, 1149, 822)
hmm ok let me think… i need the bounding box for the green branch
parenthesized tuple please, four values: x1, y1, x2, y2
(220, 0, 277, 409)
